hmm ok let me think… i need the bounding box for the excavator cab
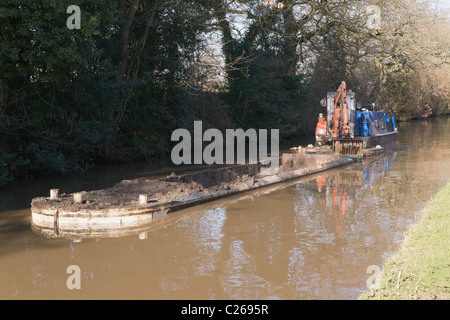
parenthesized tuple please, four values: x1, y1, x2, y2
(315, 81, 363, 156)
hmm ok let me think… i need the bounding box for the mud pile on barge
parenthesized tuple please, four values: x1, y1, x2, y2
(31, 152, 357, 237)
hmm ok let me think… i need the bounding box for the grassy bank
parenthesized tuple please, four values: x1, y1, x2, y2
(360, 180, 450, 300)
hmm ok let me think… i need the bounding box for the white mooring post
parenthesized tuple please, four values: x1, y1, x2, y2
(139, 232, 148, 240)
(50, 189, 59, 199)
(139, 194, 148, 204)
(73, 193, 83, 204)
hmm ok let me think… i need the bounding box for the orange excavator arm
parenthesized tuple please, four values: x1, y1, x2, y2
(333, 81, 350, 139)
(316, 81, 363, 155)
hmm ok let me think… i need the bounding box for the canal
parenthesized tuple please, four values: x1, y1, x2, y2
(0, 116, 448, 299)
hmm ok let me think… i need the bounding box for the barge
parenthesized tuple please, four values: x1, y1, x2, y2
(31, 81, 398, 240)
(315, 81, 398, 152)
(31, 153, 357, 238)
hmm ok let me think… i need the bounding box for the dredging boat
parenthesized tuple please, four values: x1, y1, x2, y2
(315, 81, 398, 154)
(30, 81, 398, 240)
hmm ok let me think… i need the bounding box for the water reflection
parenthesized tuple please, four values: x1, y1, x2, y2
(311, 153, 396, 239)
(177, 208, 227, 277)
(0, 117, 449, 299)
(23, 148, 443, 299)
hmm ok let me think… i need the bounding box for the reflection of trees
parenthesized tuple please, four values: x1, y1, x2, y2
(286, 158, 400, 299)
(155, 208, 228, 298)
(217, 192, 297, 299)
(11, 118, 449, 299)
(221, 239, 280, 299)
(153, 142, 448, 299)
(175, 208, 227, 277)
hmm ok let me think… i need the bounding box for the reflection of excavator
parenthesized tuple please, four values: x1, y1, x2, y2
(316, 170, 363, 238)
(332, 186, 347, 238)
(315, 175, 348, 238)
(315, 81, 363, 155)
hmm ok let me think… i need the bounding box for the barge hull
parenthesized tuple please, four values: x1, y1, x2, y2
(31, 153, 357, 237)
(362, 131, 398, 148)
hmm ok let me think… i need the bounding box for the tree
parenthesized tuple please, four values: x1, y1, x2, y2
(364, 0, 450, 119)
(0, 0, 448, 185)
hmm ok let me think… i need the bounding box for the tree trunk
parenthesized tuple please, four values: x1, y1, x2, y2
(118, 0, 140, 78)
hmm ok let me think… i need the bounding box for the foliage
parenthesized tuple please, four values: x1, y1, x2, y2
(360, 181, 450, 300)
(0, 0, 449, 185)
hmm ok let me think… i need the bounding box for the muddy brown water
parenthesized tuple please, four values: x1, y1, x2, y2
(0, 117, 449, 300)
